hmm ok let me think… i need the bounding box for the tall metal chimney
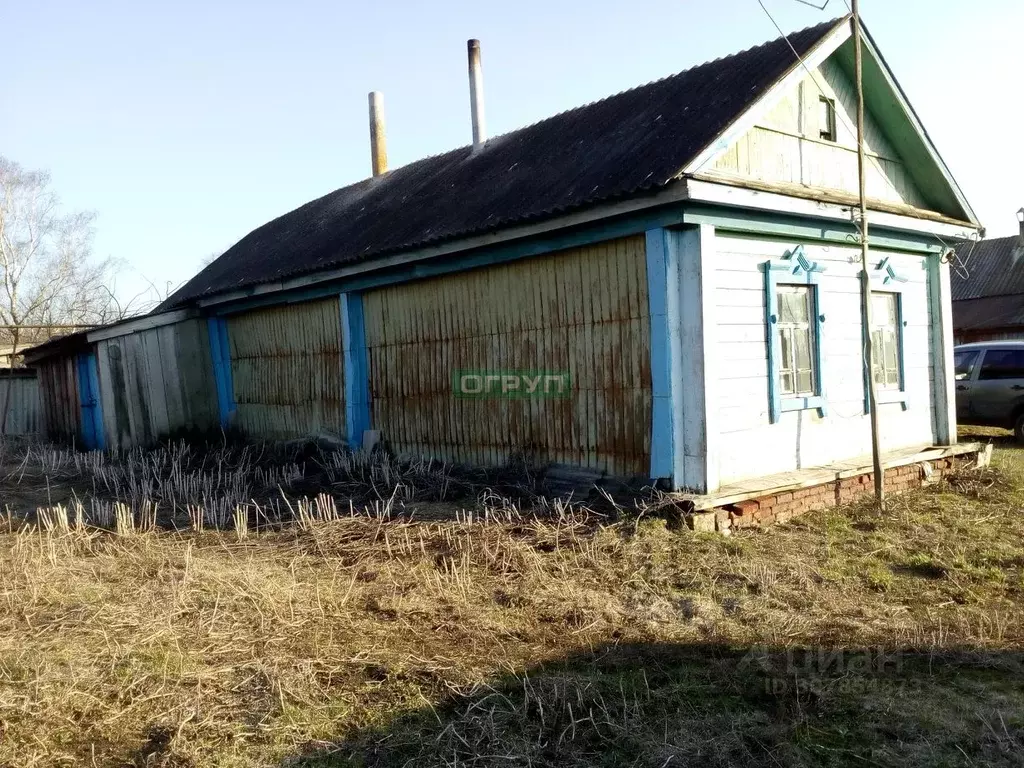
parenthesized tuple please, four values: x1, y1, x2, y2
(368, 91, 388, 176)
(1017, 207, 1024, 243)
(467, 39, 486, 145)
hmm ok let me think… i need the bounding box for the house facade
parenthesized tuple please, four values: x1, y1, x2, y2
(25, 16, 980, 496)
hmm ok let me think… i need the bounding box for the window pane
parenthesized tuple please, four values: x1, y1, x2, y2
(868, 293, 901, 390)
(778, 287, 810, 323)
(954, 350, 979, 380)
(773, 283, 819, 401)
(796, 369, 813, 394)
(872, 292, 897, 326)
(979, 349, 1024, 380)
(794, 327, 812, 370)
(819, 97, 836, 141)
(871, 329, 883, 384)
(883, 330, 898, 372)
(886, 365, 899, 387)
(780, 371, 795, 395)
(780, 329, 793, 369)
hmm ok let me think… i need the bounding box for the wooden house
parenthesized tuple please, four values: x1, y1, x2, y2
(24, 16, 984, 513)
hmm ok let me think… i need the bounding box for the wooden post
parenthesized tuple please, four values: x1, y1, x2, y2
(852, 1, 884, 508)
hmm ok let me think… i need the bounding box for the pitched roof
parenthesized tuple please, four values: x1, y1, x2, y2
(162, 17, 846, 308)
(950, 235, 1024, 302)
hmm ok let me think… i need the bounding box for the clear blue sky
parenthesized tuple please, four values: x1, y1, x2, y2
(3, 0, 1022, 302)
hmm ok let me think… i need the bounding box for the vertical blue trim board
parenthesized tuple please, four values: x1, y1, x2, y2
(645, 229, 673, 481)
(86, 353, 105, 450)
(863, 258, 910, 412)
(76, 352, 105, 451)
(764, 245, 828, 424)
(208, 317, 235, 429)
(341, 292, 371, 450)
(645, 228, 685, 487)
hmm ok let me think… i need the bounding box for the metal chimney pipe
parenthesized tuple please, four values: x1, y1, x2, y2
(467, 39, 486, 145)
(368, 91, 387, 176)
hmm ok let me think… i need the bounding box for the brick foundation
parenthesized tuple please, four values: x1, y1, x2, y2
(686, 449, 983, 535)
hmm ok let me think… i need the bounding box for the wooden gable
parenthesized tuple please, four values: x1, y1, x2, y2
(686, 22, 977, 226)
(710, 58, 928, 210)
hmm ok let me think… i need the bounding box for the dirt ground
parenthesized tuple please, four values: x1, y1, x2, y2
(0, 434, 1021, 767)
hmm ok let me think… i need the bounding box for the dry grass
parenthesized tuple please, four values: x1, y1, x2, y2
(0, 436, 1022, 766)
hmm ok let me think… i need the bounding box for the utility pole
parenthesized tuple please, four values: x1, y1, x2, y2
(852, 0, 884, 508)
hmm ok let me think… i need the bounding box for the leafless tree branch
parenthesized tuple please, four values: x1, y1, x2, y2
(0, 155, 136, 433)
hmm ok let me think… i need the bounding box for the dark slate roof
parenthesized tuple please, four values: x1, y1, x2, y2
(950, 235, 1024, 301)
(163, 17, 845, 308)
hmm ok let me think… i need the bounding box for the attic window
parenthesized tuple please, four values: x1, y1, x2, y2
(818, 96, 837, 142)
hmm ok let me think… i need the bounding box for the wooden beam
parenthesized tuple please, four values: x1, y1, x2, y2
(86, 309, 197, 343)
(690, 173, 976, 230)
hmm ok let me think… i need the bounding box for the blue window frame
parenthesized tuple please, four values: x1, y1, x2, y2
(764, 246, 827, 423)
(864, 257, 909, 412)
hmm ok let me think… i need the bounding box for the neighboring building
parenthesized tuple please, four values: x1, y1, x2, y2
(24, 16, 981, 496)
(23, 312, 217, 450)
(951, 215, 1024, 344)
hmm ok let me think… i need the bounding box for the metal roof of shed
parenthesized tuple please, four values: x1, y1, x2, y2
(951, 235, 1024, 302)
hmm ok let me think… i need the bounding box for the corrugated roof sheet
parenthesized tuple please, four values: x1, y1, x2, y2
(163, 18, 844, 307)
(950, 235, 1024, 301)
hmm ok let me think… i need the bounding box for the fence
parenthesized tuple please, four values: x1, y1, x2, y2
(0, 369, 41, 436)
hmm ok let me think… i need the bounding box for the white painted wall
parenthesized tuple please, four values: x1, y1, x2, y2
(713, 233, 936, 486)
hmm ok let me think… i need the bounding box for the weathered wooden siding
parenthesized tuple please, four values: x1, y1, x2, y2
(0, 372, 40, 436)
(37, 356, 80, 443)
(226, 298, 344, 440)
(712, 59, 928, 208)
(714, 234, 935, 485)
(363, 236, 651, 475)
(96, 319, 219, 449)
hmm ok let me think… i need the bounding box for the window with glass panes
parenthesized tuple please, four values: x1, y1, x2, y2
(776, 285, 818, 396)
(818, 96, 837, 142)
(870, 291, 900, 389)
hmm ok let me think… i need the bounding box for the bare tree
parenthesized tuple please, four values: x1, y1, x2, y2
(0, 156, 124, 434)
